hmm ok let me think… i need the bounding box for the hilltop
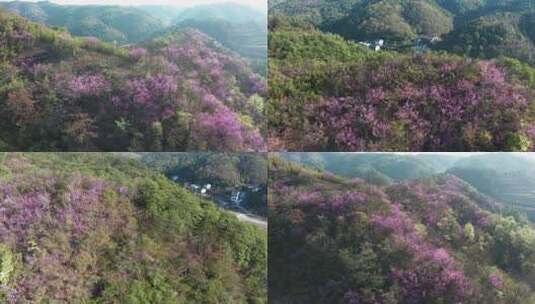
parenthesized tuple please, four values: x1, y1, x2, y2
(280, 153, 535, 220)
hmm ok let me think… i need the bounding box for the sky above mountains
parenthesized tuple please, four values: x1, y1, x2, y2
(0, 0, 267, 10)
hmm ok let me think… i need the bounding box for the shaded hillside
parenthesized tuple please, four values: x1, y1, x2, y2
(326, 0, 453, 42)
(439, 12, 535, 65)
(0, 9, 266, 151)
(141, 153, 267, 186)
(448, 154, 535, 220)
(269, 0, 453, 42)
(0, 153, 267, 303)
(174, 18, 267, 75)
(268, 20, 535, 151)
(269, 157, 535, 304)
(174, 3, 265, 24)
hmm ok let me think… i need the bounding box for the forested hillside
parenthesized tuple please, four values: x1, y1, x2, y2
(1, 1, 268, 74)
(268, 14, 535, 151)
(0, 9, 266, 151)
(269, 156, 535, 303)
(270, 0, 535, 64)
(0, 153, 267, 303)
(141, 153, 267, 186)
(174, 18, 267, 75)
(448, 154, 535, 221)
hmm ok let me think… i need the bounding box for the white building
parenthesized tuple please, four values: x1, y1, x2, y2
(231, 191, 243, 204)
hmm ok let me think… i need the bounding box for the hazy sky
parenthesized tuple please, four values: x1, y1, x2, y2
(0, 0, 266, 10)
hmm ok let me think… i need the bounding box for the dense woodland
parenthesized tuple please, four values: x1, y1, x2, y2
(269, 156, 535, 303)
(0, 7, 266, 151)
(0, 152, 267, 303)
(269, 0, 535, 151)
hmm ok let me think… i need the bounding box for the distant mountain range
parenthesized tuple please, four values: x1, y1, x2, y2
(0, 1, 168, 44)
(0, 1, 267, 71)
(281, 153, 535, 220)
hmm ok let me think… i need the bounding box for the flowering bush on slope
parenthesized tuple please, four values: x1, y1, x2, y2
(306, 59, 532, 151)
(0, 153, 267, 303)
(268, 25, 535, 152)
(0, 11, 266, 151)
(0, 173, 136, 302)
(268, 157, 535, 304)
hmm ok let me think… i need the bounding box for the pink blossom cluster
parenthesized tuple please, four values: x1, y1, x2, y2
(9, 30, 32, 44)
(488, 272, 503, 289)
(0, 174, 133, 302)
(124, 74, 181, 121)
(193, 107, 266, 151)
(372, 203, 471, 301)
(298, 59, 533, 151)
(66, 74, 111, 98)
(129, 47, 148, 62)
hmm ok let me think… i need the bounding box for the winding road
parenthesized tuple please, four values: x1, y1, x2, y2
(228, 211, 268, 229)
(214, 196, 268, 229)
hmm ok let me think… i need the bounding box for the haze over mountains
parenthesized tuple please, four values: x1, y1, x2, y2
(280, 153, 535, 220)
(0, 1, 267, 73)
